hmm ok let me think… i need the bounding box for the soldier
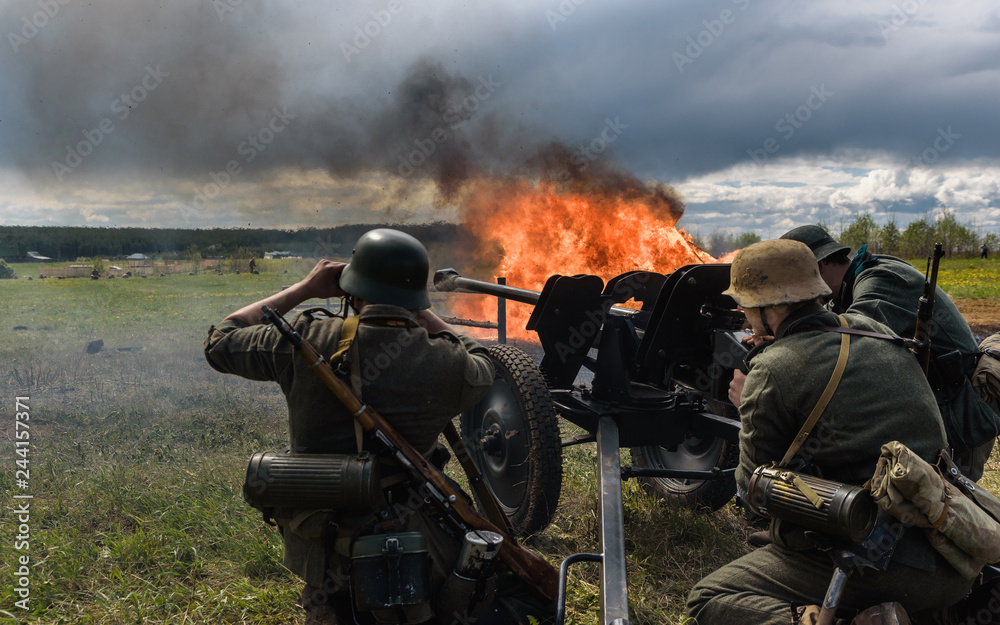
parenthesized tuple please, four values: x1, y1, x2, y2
(205, 229, 551, 624)
(687, 240, 974, 624)
(777, 225, 1000, 481)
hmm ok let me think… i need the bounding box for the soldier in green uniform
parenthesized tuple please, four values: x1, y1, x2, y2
(779, 225, 1000, 481)
(687, 240, 974, 624)
(205, 229, 548, 624)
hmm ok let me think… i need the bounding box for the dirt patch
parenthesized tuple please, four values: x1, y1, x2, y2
(954, 298, 1000, 342)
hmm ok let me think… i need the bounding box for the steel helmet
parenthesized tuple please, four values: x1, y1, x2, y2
(339, 229, 431, 310)
(780, 225, 851, 262)
(723, 239, 832, 308)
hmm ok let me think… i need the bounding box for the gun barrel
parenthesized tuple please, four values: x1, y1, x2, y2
(433, 268, 542, 306)
(434, 268, 642, 318)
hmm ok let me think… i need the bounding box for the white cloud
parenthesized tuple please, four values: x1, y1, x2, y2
(676, 153, 1000, 237)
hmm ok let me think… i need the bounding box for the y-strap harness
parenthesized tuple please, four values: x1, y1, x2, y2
(773, 315, 852, 509)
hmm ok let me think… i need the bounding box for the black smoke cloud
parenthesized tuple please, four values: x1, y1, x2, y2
(0, 2, 513, 193)
(8, 0, 994, 227)
(0, 0, 683, 207)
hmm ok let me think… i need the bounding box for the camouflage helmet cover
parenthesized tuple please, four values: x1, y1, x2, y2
(724, 239, 833, 308)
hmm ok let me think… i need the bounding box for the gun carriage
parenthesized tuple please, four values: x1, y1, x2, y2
(434, 264, 749, 624)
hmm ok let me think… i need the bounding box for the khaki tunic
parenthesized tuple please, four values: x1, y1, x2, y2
(204, 304, 495, 584)
(688, 303, 972, 624)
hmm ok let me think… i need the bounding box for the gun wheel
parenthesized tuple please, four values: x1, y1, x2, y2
(460, 344, 562, 537)
(629, 435, 738, 511)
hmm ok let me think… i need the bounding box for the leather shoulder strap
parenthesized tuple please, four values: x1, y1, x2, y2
(330, 315, 360, 365)
(326, 316, 365, 452)
(779, 315, 851, 467)
(816, 324, 916, 349)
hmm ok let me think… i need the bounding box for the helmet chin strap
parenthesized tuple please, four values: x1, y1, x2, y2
(344, 295, 359, 316)
(760, 307, 775, 337)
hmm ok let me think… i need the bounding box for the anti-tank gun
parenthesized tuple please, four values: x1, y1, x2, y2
(434, 264, 748, 625)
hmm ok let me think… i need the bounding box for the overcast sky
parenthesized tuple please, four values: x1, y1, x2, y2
(2, 0, 999, 237)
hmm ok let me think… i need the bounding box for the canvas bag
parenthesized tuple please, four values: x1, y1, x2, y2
(869, 441, 1000, 579)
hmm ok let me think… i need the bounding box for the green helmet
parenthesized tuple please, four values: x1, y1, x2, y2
(339, 229, 431, 310)
(723, 239, 832, 308)
(780, 225, 851, 262)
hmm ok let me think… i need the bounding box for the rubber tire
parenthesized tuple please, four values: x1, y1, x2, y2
(629, 435, 739, 511)
(460, 344, 562, 537)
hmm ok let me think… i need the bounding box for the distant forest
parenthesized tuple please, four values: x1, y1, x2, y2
(0, 223, 472, 261)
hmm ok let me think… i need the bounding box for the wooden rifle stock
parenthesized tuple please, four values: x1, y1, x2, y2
(913, 243, 944, 376)
(261, 306, 559, 601)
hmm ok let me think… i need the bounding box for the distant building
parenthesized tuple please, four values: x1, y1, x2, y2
(264, 250, 298, 259)
(0, 243, 20, 262)
(126, 253, 152, 270)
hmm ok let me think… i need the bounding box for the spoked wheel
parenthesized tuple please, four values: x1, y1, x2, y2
(460, 344, 562, 537)
(629, 433, 739, 511)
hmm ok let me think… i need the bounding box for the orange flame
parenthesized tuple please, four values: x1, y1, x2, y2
(448, 178, 717, 341)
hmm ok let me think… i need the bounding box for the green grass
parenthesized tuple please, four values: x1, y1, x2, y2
(0, 258, 997, 623)
(904, 256, 1000, 300)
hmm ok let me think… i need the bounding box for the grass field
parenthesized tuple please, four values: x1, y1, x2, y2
(918, 256, 1000, 300)
(1, 257, 998, 624)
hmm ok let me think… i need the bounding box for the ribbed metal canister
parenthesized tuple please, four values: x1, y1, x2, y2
(747, 466, 877, 542)
(243, 451, 380, 510)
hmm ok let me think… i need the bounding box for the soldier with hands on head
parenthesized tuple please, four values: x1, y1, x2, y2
(687, 240, 974, 625)
(205, 228, 552, 625)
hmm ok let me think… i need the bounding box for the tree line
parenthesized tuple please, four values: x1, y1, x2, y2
(696, 211, 997, 258)
(0, 223, 472, 262)
(835, 211, 995, 258)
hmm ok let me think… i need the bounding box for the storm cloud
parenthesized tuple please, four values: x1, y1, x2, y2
(1, 0, 998, 232)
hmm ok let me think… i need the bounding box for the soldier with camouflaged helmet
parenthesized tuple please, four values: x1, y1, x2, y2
(687, 240, 974, 625)
(205, 229, 552, 625)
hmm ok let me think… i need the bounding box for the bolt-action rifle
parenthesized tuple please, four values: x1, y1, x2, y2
(260, 305, 559, 602)
(913, 243, 945, 375)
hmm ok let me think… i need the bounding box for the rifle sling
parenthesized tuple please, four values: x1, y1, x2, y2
(329, 316, 365, 452)
(333, 315, 420, 454)
(815, 325, 917, 349)
(778, 315, 851, 468)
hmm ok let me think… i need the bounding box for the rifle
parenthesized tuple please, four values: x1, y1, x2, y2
(260, 306, 559, 602)
(913, 243, 944, 375)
